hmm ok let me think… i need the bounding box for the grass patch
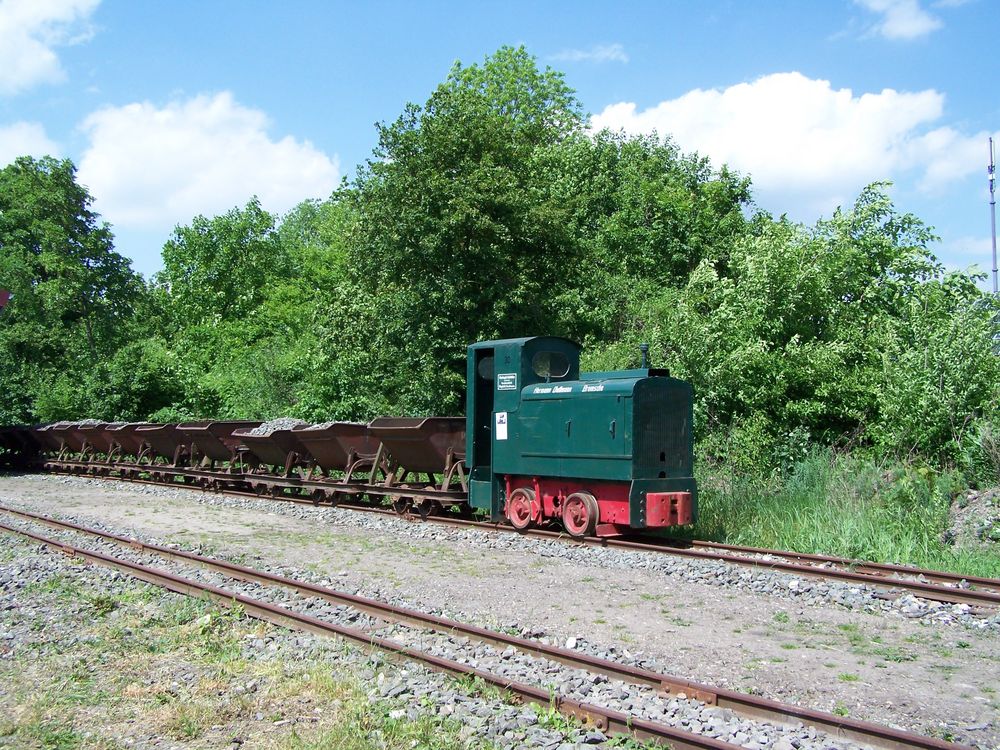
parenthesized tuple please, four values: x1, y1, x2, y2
(0, 574, 498, 750)
(690, 449, 1000, 578)
(871, 646, 917, 663)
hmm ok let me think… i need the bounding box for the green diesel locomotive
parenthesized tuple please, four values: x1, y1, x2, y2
(466, 336, 697, 537)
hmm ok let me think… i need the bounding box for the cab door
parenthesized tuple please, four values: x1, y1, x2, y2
(468, 348, 496, 511)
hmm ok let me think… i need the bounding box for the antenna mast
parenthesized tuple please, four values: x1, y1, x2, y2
(990, 137, 998, 294)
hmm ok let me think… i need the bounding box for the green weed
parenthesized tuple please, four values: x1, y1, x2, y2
(689, 449, 1000, 578)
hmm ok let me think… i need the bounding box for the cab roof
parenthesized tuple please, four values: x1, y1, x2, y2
(467, 336, 581, 351)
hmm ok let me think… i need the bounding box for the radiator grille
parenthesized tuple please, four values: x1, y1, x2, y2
(633, 382, 693, 478)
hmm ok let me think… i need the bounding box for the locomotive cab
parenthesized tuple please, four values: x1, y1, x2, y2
(466, 336, 581, 512)
(466, 337, 697, 537)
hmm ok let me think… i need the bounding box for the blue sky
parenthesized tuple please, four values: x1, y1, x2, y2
(1, 0, 997, 281)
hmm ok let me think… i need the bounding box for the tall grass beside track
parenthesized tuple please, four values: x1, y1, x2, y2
(690, 450, 1000, 579)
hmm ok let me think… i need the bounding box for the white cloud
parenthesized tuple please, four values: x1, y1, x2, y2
(854, 0, 942, 40)
(0, 0, 100, 95)
(76, 92, 340, 231)
(0, 121, 60, 165)
(590, 72, 991, 219)
(550, 43, 628, 64)
(906, 126, 995, 191)
(936, 235, 997, 278)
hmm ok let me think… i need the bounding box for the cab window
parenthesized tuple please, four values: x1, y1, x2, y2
(477, 355, 495, 380)
(532, 351, 570, 379)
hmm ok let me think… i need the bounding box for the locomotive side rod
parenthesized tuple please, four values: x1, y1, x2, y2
(0, 504, 971, 750)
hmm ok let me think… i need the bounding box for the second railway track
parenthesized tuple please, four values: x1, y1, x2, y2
(0, 504, 977, 750)
(30, 467, 1000, 613)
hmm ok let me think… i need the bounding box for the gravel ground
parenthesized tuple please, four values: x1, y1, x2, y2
(947, 489, 1000, 547)
(1, 510, 876, 750)
(1, 472, 998, 749)
(0, 533, 572, 749)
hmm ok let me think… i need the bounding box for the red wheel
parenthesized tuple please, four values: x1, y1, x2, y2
(506, 488, 537, 530)
(562, 492, 599, 537)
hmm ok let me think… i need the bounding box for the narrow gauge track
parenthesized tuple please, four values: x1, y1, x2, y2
(33, 466, 1000, 611)
(0, 505, 974, 750)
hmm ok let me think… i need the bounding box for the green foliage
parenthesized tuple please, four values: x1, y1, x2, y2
(2, 50, 999, 574)
(585, 183, 1000, 471)
(691, 447, 999, 578)
(157, 197, 288, 328)
(0, 156, 146, 422)
(962, 421, 1000, 488)
(339, 46, 589, 413)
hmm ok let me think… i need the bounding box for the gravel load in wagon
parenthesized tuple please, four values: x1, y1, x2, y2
(233, 421, 308, 469)
(291, 422, 378, 474)
(103, 422, 151, 459)
(135, 423, 190, 464)
(245, 417, 307, 436)
(177, 421, 261, 463)
(367, 417, 466, 474)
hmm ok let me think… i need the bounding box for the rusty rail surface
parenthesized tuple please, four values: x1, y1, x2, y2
(26, 464, 1000, 610)
(333, 504, 1000, 610)
(681, 539, 1000, 592)
(0, 517, 758, 750)
(0, 504, 974, 750)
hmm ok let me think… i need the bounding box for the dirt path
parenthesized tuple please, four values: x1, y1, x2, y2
(1, 473, 997, 749)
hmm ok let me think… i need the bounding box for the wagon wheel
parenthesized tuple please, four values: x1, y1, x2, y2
(506, 488, 538, 530)
(562, 492, 599, 538)
(415, 499, 442, 520)
(392, 497, 413, 516)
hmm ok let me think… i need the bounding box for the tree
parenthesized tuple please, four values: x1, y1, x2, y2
(540, 131, 752, 343)
(156, 198, 288, 328)
(583, 184, 1000, 469)
(0, 156, 144, 422)
(341, 47, 590, 413)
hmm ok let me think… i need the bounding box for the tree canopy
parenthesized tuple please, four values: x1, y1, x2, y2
(0, 48, 997, 483)
(0, 156, 144, 422)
